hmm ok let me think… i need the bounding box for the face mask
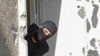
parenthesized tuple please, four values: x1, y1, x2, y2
(37, 28, 48, 41)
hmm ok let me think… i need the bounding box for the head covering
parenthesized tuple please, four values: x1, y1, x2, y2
(39, 20, 57, 37)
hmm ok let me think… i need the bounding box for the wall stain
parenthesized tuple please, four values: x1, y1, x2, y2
(87, 49, 99, 56)
(82, 47, 85, 56)
(20, 12, 26, 19)
(92, 1, 94, 4)
(97, 40, 100, 47)
(87, 0, 89, 2)
(90, 38, 97, 49)
(91, 4, 99, 28)
(99, 42, 100, 47)
(87, 19, 91, 33)
(78, 7, 86, 19)
(77, 5, 80, 8)
(69, 52, 72, 56)
(90, 38, 96, 47)
(76, 0, 81, 1)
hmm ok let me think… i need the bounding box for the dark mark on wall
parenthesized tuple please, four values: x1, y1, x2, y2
(87, 0, 89, 2)
(20, 12, 26, 19)
(77, 5, 80, 8)
(97, 40, 100, 47)
(23, 26, 26, 29)
(11, 24, 18, 42)
(20, 26, 26, 30)
(11, 24, 18, 32)
(99, 42, 100, 47)
(91, 4, 98, 28)
(78, 7, 86, 19)
(87, 19, 91, 33)
(92, 1, 94, 4)
(76, 0, 81, 1)
(69, 52, 72, 56)
(90, 38, 97, 49)
(87, 49, 99, 56)
(82, 47, 85, 56)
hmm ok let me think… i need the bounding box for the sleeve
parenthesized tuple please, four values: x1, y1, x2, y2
(32, 41, 49, 56)
(24, 23, 38, 41)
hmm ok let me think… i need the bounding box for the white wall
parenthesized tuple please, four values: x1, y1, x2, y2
(55, 0, 100, 56)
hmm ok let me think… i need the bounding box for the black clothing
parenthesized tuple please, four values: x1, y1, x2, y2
(25, 23, 49, 56)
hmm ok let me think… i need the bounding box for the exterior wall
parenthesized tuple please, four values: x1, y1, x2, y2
(55, 0, 100, 56)
(18, 0, 27, 56)
(0, 0, 18, 56)
(0, 0, 27, 56)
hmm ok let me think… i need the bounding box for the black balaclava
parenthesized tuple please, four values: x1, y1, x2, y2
(37, 20, 57, 42)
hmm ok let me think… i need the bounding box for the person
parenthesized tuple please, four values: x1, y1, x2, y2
(25, 20, 57, 56)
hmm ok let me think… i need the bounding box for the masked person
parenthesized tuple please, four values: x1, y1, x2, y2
(25, 21, 57, 56)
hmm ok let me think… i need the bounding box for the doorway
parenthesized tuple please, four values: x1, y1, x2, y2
(27, 0, 61, 56)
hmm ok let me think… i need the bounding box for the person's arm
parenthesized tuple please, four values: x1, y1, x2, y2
(24, 23, 38, 41)
(32, 36, 37, 43)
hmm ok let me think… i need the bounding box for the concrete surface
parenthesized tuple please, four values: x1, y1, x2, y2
(0, 0, 18, 56)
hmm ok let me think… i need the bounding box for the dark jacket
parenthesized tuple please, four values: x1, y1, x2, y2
(25, 23, 49, 56)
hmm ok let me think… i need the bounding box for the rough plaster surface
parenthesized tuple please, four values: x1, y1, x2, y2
(0, 0, 18, 56)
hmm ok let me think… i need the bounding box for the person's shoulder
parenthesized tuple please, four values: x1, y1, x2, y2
(31, 23, 37, 26)
(30, 23, 38, 27)
(28, 23, 38, 29)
